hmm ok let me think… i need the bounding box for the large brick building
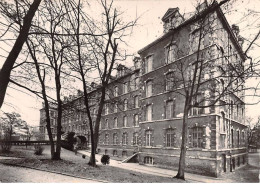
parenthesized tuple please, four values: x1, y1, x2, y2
(39, 1, 247, 177)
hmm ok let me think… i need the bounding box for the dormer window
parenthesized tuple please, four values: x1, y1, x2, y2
(162, 8, 184, 33)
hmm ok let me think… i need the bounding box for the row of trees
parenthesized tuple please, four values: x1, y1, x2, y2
(0, 0, 137, 165)
(0, 0, 259, 180)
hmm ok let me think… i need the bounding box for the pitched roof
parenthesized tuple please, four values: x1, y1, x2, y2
(138, 1, 246, 60)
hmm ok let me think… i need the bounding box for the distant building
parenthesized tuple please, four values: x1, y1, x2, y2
(39, 1, 247, 177)
(39, 103, 58, 140)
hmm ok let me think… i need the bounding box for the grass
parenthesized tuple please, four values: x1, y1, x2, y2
(0, 145, 186, 183)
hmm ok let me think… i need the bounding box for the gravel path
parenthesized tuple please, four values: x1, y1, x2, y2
(0, 163, 100, 183)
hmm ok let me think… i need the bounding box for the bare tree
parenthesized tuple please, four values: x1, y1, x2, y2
(0, 0, 41, 108)
(62, 0, 137, 166)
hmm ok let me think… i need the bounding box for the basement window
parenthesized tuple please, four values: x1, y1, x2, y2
(144, 156, 154, 165)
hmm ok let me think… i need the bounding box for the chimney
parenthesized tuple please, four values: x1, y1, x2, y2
(196, 0, 208, 12)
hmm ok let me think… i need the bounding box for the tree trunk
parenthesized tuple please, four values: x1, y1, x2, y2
(0, 0, 41, 108)
(175, 97, 190, 180)
(88, 121, 96, 166)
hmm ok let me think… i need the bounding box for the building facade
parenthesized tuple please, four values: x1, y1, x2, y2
(39, 2, 247, 177)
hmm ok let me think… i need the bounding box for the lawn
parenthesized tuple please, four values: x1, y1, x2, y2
(0, 145, 186, 183)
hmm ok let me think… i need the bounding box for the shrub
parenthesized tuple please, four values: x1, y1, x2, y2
(101, 154, 110, 165)
(34, 144, 44, 155)
(1, 141, 12, 153)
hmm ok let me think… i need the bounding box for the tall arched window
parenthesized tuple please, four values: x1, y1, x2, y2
(145, 130, 152, 146)
(105, 134, 109, 145)
(122, 132, 128, 145)
(165, 128, 175, 147)
(146, 80, 152, 97)
(123, 116, 127, 127)
(192, 127, 203, 148)
(134, 114, 139, 126)
(165, 72, 175, 91)
(165, 44, 177, 64)
(133, 132, 138, 145)
(166, 100, 175, 118)
(114, 117, 118, 128)
(134, 96, 139, 108)
(146, 104, 152, 121)
(145, 55, 153, 73)
(113, 133, 118, 145)
(114, 86, 118, 97)
(124, 99, 128, 111)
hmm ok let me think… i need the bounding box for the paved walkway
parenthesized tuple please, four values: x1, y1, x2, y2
(78, 150, 226, 183)
(0, 157, 100, 183)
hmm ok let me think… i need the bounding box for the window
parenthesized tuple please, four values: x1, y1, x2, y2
(122, 132, 128, 145)
(165, 44, 177, 64)
(134, 114, 139, 126)
(135, 77, 140, 90)
(105, 104, 109, 115)
(134, 96, 139, 108)
(99, 121, 102, 129)
(50, 111, 55, 117)
(123, 116, 127, 127)
(242, 131, 245, 145)
(145, 55, 153, 73)
(144, 156, 154, 164)
(105, 119, 109, 129)
(189, 95, 204, 116)
(114, 102, 118, 113)
(146, 80, 153, 97)
(124, 99, 128, 111)
(50, 119, 54, 126)
(192, 127, 203, 148)
(166, 100, 175, 118)
(123, 82, 128, 94)
(113, 150, 117, 156)
(146, 104, 152, 121)
(105, 134, 109, 145)
(122, 150, 127, 157)
(114, 86, 118, 97)
(145, 130, 152, 146)
(133, 132, 138, 145)
(166, 128, 175, 147)
(113, 133, 118, 145)
(165, 72, 175, 91)
(114, 117, 118, 128)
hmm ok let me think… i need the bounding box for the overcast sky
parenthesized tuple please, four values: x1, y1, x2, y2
(0, 0, 259, 126)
